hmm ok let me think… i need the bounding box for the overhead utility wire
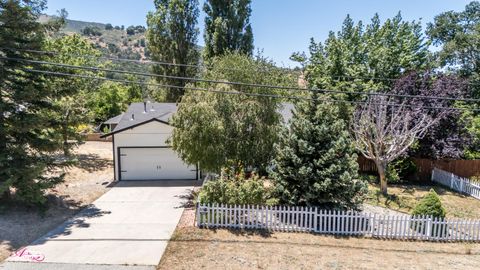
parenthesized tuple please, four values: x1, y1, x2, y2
(5, 48, 480, 88)
(2, 56, 479, 104)
(20, 67, 478, 112)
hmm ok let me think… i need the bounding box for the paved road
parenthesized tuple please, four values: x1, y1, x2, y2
(2, 181, 196, 270)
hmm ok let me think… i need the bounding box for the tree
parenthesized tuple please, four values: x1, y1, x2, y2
(126, 25, 135, 35)
(88, 80, 142, 123)
(270, 94, 366, 210)
(391, 73, 471, 159)
(297, 13, 430, 100)
(171, 53, 295, 173)
(0, 0, 66, 207)
(203, 0, 254, 58)
(146, 0, 200, 102)
(105, 23, 113, 30)
(352, 95, 447, 195)
(44, 34, 101, 156)
(427, 1, 480, 157)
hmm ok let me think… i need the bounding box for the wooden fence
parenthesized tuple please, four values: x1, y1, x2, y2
(197, 204, 480, 242)
(358, 156, 480, 181)
(432, 168, 480, 200)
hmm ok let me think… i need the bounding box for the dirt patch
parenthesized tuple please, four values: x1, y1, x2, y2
(366, 183, 480, 219)
(0, 142, 114, 261)
(158, 225, 480, 270)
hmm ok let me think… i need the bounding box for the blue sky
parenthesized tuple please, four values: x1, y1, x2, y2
(45, 0, 473, 67)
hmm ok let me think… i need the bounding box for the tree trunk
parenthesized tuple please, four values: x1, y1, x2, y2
(62, 111, 70, 157)
(376, 161, 388, 195)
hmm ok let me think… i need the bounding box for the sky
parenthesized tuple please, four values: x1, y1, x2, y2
(45, 0, 473, 67)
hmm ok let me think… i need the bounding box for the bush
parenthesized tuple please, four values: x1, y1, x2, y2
(411, 189, 446, 218)
(411, 189, 447, 236)
(387, 158, 418, 183)
(199, 168, 275, 205)
(359, 174, 378, 183)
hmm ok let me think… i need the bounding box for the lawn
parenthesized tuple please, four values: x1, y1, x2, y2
(0, 141, 114, 262)
(158, 226, 480, 270)
(366, 183, 480, 219)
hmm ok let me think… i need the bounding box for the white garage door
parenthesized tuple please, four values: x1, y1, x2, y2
(119, 147, 197, 180)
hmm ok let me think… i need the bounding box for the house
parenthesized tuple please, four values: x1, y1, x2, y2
(101, 102, 199, 181)
(102, 101, 294, 181)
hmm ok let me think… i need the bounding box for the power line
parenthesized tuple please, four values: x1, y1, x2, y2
(2, 56, 479, 104)
(5, 47, 480, 89)
(0, 47, 289, 74)
(20, 67, 478, 112)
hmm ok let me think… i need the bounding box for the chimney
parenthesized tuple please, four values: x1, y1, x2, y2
(143, 101, 147, 113)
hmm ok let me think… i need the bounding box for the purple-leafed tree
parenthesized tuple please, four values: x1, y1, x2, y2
(392, 72, 471, 159)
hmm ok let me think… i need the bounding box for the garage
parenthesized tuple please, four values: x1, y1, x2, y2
(101, 102, 199, 181)
(119, 147, 197, 180)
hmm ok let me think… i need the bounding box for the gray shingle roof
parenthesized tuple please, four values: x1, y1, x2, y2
(102, 101, 294, 137)
(104, 113, 124, 124)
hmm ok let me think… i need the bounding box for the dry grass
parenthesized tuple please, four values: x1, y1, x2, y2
(158, 225, 480, 270)
(0, 142, 113, 261)
(366, 183, 480, 219)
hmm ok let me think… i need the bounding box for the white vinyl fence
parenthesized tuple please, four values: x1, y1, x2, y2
(432, 168, 480, 199)
(197, 204, 480, 242)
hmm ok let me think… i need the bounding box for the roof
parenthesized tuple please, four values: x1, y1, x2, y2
(101, 102, 294, 138)
(104, 113, 124, 124)
(101, 102, 177, 137)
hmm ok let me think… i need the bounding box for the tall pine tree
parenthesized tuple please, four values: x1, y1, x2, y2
(0, 0, 65, 207)
(203, 0, 254, 58)
(146, 0, 200, 102)
(270, 93, 366, 210)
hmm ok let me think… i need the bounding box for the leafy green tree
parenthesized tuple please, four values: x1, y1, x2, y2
(105, 23, 113, 30)
(146, 0, 200, 102)
(270, 93, 366, 209)
(203, 0, 254, 58)
(171, 53, 295, 173)
(0, 0, 67, 207)
(44, 34, 100, 156)
(297, 13, 430, 100)
(88, 80, 142, 123)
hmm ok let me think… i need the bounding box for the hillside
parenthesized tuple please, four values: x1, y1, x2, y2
(40, 15, 148, 61)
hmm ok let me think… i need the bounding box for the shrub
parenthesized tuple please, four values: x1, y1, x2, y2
(411, 189, 446, 218)
(386, 158, 418, 183)
(411, 189, 447, 236)
(359, 174, 378, 183)
(199, 168, 274, 205)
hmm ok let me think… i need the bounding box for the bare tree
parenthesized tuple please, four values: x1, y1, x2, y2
(352, 96, 447, 194)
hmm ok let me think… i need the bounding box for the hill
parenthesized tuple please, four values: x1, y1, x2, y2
(40, 15, 148, 61)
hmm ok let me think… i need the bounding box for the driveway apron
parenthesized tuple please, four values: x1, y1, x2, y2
(2, 181, 195, 269)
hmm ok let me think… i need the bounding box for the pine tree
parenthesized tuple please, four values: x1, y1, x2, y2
(146, 0, 200, 102)
(270, 93, 366, 210)
(0, 0, 65, 207)
(203, 0, 254, 58)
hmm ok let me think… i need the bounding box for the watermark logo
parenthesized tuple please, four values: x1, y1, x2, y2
(11, 248, 45, 262)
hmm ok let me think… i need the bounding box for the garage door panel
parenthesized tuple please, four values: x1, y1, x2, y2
(119, 148, 197, 180)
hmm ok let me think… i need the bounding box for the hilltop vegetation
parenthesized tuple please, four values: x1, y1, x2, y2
(39, 14, 148, 61)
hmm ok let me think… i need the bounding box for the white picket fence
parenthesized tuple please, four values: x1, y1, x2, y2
(196, 203, 480, 241)
(432, 168, 480, 199)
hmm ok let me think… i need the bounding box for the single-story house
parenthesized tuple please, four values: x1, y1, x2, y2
(102, 101, 294, 181)
(101, 102, 199, 181)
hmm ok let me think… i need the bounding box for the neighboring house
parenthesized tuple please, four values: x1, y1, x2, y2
(101, 102, 198, 181)
(102, 101, 294, 181)
(102, 113, 124, 132)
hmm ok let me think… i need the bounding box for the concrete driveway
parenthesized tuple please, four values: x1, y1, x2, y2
(2, 180, 196, 270)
